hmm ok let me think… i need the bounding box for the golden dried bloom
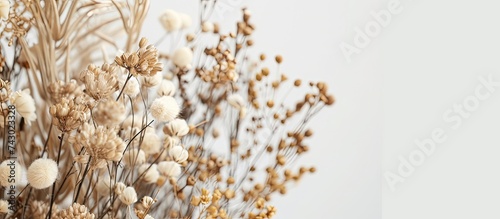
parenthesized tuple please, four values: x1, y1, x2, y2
(190, 196, 201, 206)
(115, 38, 163, 77)
(93, 100, 126, 127)
(54, 203, 95, 219)
(49, 97, 88, 132)
(80, 64, 119, 100)
(140, 196, 157, 209)
(0, 79, 11, 104)
(47, 80, 84, 104)
(10, 89, 37, 125)
(200, 188, 211, 204)
(71, 123, 126, 168)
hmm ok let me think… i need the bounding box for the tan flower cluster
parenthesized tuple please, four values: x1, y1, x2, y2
(53, 203, 95, 219)
(50, 97, 89, 132)
(115, 38, 163, 77)
(71, 123, 126, 169)
(79, 63, 120, 100)
(47, 80, 84, 104)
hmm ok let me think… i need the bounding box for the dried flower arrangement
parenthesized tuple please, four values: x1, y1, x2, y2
(0, 0, 334, 219)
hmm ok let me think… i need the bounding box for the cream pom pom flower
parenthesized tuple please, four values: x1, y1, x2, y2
(164, 118, 189, 137)
(169, 145, 189, 163)
(140, 132, 161, 155)
(27, 158, 58, 189)
(150, 96, 180, 122)
(201, 21, 214, 32)
(172, 47, 193, 69)
(227, 93, 245, 109)
(179, 13, 192, 29)
(157, 79, 176, 97)
(157, 161, 181, 178)
(138, 164, 160, 184)
(119, 186, 138, 205)
(10, 89, 37, 125)
(122, 76, 140, 97)
(123, 149, 146, 166)
(114, 182, 126, 195)
(0, 0, 10, 20)
(159, 9, 182, 31)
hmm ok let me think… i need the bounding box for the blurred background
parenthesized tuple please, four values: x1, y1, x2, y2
(144, 0, 500, 218)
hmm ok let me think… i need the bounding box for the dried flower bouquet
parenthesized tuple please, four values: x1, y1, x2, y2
(0, 0, 334, 218)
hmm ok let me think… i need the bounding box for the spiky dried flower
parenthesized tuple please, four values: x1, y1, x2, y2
(80, 63, 119, 100)
(71, 123, 126, 169)
(50, 97, 88, 132)
(54, 203, 95, 219)
(48, 80, 84, 104)
(93, 100, 126, 127)
(115, 38, 163, 77)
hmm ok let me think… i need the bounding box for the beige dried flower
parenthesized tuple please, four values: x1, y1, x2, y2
(54, 203, 95, 219)
(27, 158, 58, 189)
(0, 199, 8, 214)
(0, 0, 9, 20)
(157, 79, 176, 97)
(114, 182, 126, 195)
(172, 47, 193, 69)
(168, 145, 188, 163)
(140, 132, 161, 155)
(93, 100, 126, 127)
(158, 161, 181, 178)
(150, 96, 180, 122)
(164, 118, 189, 137)
(179, 13, 192, 29)
(201, 21, 214, 32)
(29, 200, 57, 219)
(121, 75, 140, 97)
(140, 73, 162, 88)
(50, 97, 88, 132)
(10, 89, 37, 125)
(119, 186, 138, 205)
(80, 63, 119, 100)
(71, 123, 126, 169)
(138, 164, 160, 184)
(123, 149, 146, 166)
(47, 80, 84, 104)
(115, 38, 163, 77)
(159, 9, 182, 31)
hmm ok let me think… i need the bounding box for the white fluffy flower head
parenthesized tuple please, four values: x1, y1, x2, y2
(227, 93, 245, 109)
(10, 89, 37, 125)
(119, 186, 138, 205)
(150, 96, 180, 122)
(159, 9, 182, 31)
(157, 79, 176, 97)
(169, 145, 189, 163)
(138, 164, 160, 184)
(158, 161, 181, 178)
(0, 0, 10, 20)
(27, 158, 58, 189)
(164, 119, 189, 137)
(179, 13, 192, 29)
(172, 47, 193, 69)
(0, 200, 8, 214)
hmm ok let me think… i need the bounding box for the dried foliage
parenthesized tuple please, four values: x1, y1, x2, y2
(0, 1, 334, 218)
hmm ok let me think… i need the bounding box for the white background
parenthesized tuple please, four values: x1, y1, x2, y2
(143, 0, 500, 218)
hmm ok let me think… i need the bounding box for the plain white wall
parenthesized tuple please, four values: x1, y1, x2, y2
(142, 0, 381, 219)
